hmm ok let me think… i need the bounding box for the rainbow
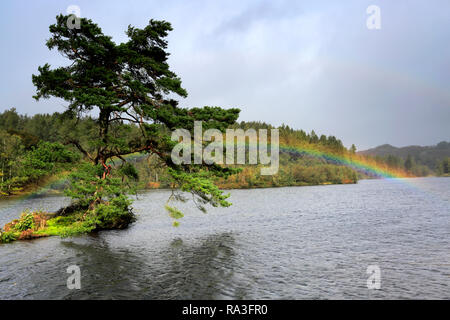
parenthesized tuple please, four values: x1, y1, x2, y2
(278, 144, 410, 179)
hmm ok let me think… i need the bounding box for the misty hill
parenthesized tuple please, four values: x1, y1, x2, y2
(359, 141, 450, 172)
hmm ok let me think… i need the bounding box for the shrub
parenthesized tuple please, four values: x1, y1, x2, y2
(14, 211, 35, 231)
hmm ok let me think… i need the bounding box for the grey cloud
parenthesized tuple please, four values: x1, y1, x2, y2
(0, 0, 449, 150)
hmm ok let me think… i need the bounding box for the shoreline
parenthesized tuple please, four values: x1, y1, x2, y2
(2, 174, 447, 201)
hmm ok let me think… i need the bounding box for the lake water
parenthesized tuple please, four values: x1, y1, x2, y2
(0, 177, 449, 299)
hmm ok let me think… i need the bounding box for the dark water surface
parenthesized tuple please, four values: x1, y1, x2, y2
(0, 178, 449, 299)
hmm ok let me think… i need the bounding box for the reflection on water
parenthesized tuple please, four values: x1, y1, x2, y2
(62, 232, 239, 299)
(0, 177, 449, 299)
(0, 231, 240, 300)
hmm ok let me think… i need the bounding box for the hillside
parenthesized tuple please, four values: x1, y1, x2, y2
(359, 141, 450, 175)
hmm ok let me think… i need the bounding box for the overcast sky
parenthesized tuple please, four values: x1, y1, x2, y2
(0, 0, 449, 150)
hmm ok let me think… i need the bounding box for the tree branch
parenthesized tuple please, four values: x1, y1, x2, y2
(65, 140, 94, 161)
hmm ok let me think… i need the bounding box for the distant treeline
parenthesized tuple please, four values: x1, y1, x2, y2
(0, 108, 445, 196)
(360, 142, 450, 177)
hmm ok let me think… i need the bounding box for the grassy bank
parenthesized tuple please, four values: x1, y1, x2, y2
(0, 200, 135, 244)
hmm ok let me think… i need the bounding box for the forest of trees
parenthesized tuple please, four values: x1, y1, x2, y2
(2, 107, 448, 199)
(0, 109, 359, 194)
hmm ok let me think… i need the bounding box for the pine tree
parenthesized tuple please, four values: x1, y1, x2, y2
(32, 15, 240, 226)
